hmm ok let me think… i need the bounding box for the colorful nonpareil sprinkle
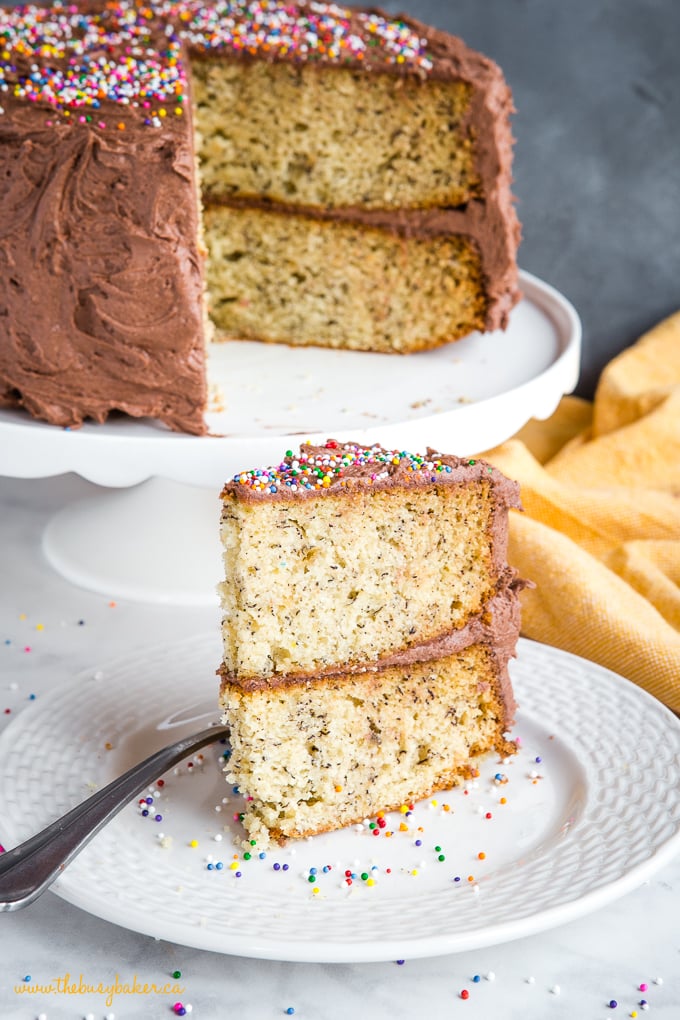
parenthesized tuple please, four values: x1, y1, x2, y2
(227, 440, 476, 494)
(0, 0, 431, 123)
(179, 0, 432, 69)
(124, 731, 562, 925)
(0, 2, 187, 114)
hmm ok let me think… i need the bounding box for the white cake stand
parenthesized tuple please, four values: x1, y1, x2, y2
(0, 270, 581, 605)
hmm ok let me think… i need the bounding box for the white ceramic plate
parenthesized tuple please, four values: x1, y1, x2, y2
(0, 271, 580, 488)
(2, 637, 678, 962)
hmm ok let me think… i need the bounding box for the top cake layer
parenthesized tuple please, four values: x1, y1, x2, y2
(219, 440, 522, 682)
(0, 2, 516, 213)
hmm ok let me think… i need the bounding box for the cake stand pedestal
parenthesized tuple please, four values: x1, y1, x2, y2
(0, 271, 581, 606)
(41, 478, 224, 607)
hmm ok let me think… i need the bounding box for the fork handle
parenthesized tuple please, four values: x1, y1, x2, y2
(0, 724, 229, 911)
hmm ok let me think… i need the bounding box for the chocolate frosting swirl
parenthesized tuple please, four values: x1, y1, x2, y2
(0, 100, 207, 433)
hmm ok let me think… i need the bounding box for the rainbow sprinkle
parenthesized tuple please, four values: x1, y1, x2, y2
(0, 0, 432, 122)
(175, 0, 432, 70)
(226, 439, 464, 494)
(0, 2, 188, 113)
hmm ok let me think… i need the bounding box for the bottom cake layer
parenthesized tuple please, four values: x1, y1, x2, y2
(219, 643, 516, 846)
(205, 204, 488, 353)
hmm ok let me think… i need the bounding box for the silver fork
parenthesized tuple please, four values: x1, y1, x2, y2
(0, 723, 230, 911)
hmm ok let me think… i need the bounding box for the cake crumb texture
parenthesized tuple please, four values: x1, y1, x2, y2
(218, 439, 522, 846)
(206, 206, 487, 352)
(220, 481, 501, 679)
(193, 59, 478, 210)
(220, 645, 514, 845)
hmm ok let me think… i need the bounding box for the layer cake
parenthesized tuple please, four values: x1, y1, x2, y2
(218, 440, 523, 845)
(0, 1, 520, 433)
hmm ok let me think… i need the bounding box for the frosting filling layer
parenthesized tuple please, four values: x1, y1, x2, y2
(219, 575, 523, 723)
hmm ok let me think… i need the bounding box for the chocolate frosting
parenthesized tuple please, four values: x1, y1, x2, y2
(219, 577, 524, 727)
(0, 99, 207, 433)
(0, 1, 518, 431)
(221, 440, 521, 507)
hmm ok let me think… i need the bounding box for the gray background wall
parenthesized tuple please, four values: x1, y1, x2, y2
(2, 0, 677, 397)
(392, 0, 680, 397)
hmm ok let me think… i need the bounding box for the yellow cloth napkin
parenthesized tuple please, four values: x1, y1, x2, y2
(483, 312, 680, 711)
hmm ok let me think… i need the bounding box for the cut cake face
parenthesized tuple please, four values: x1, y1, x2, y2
(221, 640, 519, 845)
(218, 440, 523, 846)
(0, 1, 519, 432)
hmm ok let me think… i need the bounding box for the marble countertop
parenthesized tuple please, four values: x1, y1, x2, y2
(1, 472, 679, 1020)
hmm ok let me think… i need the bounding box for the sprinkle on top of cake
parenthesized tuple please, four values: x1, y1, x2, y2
(175, 0, 432, 71)
(0, 0, 432, 118)
(222, 439, 494, 497)
(0, 2, 189, 112)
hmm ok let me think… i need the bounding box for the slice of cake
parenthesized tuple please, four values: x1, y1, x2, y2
(218, 440, 523, 845)
(0, 1, 519, 432)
